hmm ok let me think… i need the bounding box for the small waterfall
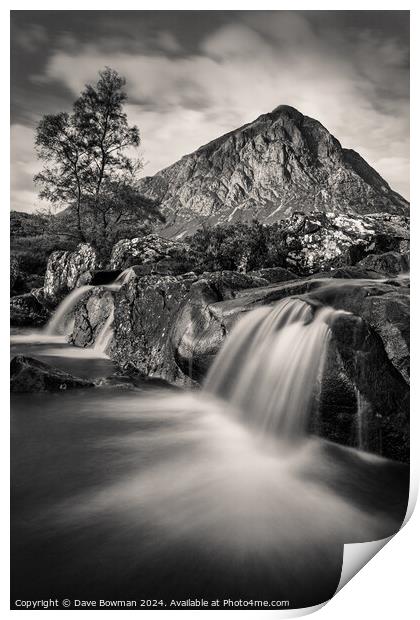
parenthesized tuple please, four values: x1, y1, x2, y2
(44, 268, 134, 337)
(44, 285, 93, 336)
(92, 308, 115, 355)
(105, 267, 135, 291)
(115, 267, 134, 285)
(205, 298, 337, 438)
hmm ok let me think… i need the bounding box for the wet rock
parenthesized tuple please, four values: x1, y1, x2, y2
(10, 290, 51, 327)
(317, 313, 409, 462)
(169, 274, 409, 459)
(306, 279, 410, 383)
(68, 263, 409, 460)
(44, 243, 96, 303)
(70, 287, 114, 348)
(105, 270, 267, 384)
(10, 355, 94, 392)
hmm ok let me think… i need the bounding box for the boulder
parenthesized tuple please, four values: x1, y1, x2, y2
(69, 265, 409, 460)
(305, 279, 410, 383)
(169, 273, 409, 460)
(70, 288, 115, 348)
(44, 243, 96, 303)
(316, 312, 409, 462)
(110, 234, 188, 270)
(93, 270, 268, 384)
(357, 251, 409, 275)
(281, 211, 409, 274)
(10, 290, 51, 327)
(110, 273, 196, 384)
(10, 355, 94, 392)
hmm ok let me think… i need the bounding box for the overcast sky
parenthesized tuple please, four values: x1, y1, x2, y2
(11, 10, 410, 212)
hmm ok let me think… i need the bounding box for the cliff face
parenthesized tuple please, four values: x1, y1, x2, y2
(138, 105, 409, 238)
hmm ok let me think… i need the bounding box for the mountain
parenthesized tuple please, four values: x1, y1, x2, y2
(137, 105, 409, 238)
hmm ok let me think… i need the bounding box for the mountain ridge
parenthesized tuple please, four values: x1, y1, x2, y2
(137, 105, 409, 238)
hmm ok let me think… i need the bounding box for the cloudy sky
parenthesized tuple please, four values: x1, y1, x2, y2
(11, 10, 409, 212)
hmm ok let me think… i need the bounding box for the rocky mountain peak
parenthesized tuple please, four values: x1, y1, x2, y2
(137, 105, 409, 239)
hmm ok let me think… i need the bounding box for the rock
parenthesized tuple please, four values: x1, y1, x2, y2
(110, 234, 188, 270)
(248, 266, 297, 283)
(110, 274, 196, 384)
(305, 279, 410, 383)
(10, 290, 51, 327)
(70, 287, 115, 348)
(10, 355, 94, 392)
(44, 243, 96, 303)
(169, 273, 409, 459)
(69, 265, 409, 460)
(280, 211, 409, 274)
(357, 251, 409, 275)
(317, 312, 409, 462)
(80, 270, 269, 384)
(136, 105, 408, 238)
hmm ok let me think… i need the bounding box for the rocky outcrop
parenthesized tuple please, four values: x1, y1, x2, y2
(10, 289, 52, 327)
(137, 105, 409, 238)
(44, 243, 96, 303)
(10, 355, 94, 392)
(71, 271, 268, 383)
(279, 211, 409, 274)
(69, 266, 409, 460)
(173, 275, 409, 460)
(108, 212, 409, 280)
(110, 234, 188, 270)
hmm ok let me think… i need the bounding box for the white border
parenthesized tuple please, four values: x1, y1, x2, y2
(2, 2, 418, 618)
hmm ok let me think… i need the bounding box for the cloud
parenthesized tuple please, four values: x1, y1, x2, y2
(11, 12, 409, 212)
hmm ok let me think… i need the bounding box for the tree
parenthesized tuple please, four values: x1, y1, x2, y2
(34, 67, 162, 254)
(188, 220, 270, 272)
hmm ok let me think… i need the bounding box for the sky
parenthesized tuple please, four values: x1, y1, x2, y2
(11, 10, 410, 213)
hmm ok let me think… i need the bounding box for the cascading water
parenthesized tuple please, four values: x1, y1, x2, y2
(205, 298, 337, 438)
(92, 307, 115, 355)
(44, 267, 133, 337)
(11, 268, 133, 350)
(44, 285, 93, 336)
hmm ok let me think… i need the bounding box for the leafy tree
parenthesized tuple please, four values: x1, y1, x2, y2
(186, 220, 285, 272)
(34, 67, 162, 254)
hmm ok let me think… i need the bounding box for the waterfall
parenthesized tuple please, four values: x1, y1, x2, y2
(44, 268, 133, 337)
(44, 285, 93, 336)
(92, 308, 115, 355)
(205, 298, 337, 438)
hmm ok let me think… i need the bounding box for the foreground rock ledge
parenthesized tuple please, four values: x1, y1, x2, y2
(10, 355, 94, 393)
